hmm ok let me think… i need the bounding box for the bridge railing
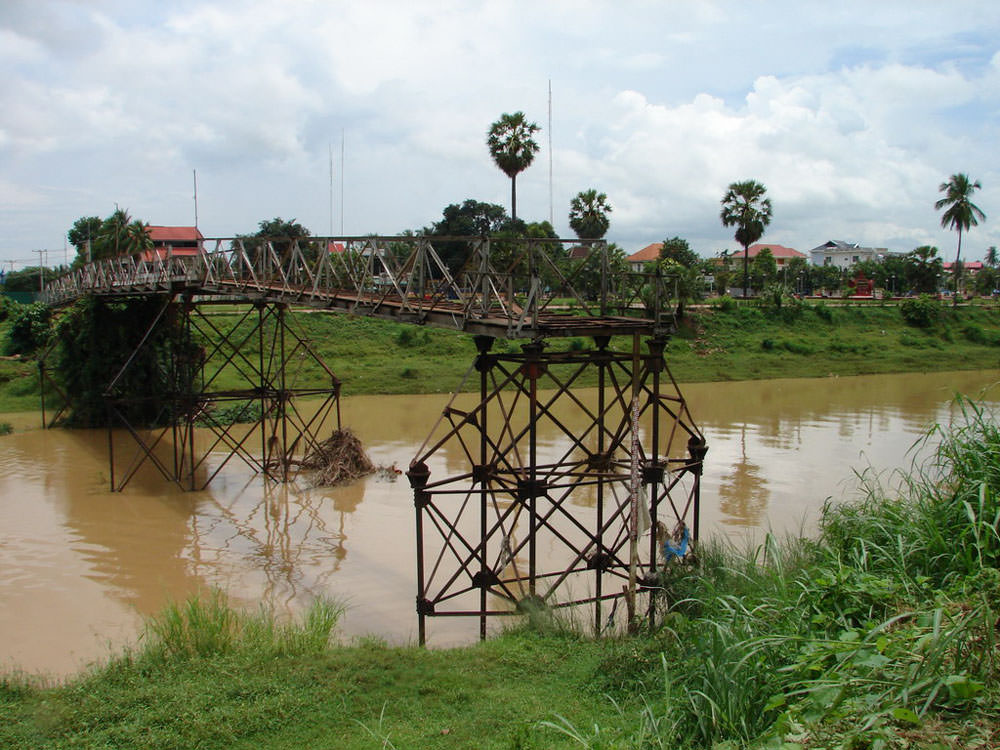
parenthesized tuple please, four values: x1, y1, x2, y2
(43, 236, 681, 335)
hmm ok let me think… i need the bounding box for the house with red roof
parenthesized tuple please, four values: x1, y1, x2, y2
(625, 242, 663, 272)
(140, 226, 205, 261)
(737, 243, 806, 268)
(944, 260, 984, 276)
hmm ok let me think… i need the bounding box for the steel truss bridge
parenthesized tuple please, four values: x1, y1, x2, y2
(42, 236, 706, 642)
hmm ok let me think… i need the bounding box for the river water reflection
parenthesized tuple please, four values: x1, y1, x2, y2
(1, 370, 997, 678)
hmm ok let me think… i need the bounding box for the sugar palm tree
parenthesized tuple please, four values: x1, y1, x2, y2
(985, 245, 998, 268)
(487, 112, 540, 223)
(720, 180, 772, 298)
(936, 173, 986, 299)
(568, 189, 612, 240)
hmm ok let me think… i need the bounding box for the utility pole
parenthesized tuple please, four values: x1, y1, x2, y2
(32, 249, 47, 293)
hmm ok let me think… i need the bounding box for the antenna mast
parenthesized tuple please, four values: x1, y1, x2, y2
(193, 170, 199, 229)
(548, 79, 553, 227)
(340, 130, 345, 235)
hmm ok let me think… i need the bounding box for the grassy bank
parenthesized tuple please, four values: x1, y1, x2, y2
(1, 297, 998, 414)
(3, 396, 999, 748)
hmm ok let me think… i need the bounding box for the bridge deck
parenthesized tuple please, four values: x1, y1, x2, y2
(43, 236, 672, 339)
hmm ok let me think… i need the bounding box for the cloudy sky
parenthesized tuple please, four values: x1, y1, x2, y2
(2, 0, 999, 268)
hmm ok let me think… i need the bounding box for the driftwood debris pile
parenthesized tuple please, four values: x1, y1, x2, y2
(301, 428, 376, 487)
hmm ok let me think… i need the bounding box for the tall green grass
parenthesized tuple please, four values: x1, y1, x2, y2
(134, 589, 344, 664)
(552, 394, 1000, 749)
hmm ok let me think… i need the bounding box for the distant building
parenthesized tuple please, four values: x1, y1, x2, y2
(141, 226, 205, 261)
(626, 242, 663, 272)
(809, 240, 898, 268)
(739, 243, 806, 268)
(944, 260, 984, 276)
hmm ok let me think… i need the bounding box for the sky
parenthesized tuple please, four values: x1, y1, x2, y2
(2, 0, 999, 269)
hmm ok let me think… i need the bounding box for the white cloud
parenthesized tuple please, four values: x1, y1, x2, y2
(1, 0, 999, 262)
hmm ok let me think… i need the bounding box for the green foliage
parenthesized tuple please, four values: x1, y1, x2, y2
(487, 111, 541, 221)
(750, 247, 778, 289)
(196, 401, 263, 426)
(962, 323, 999, 346)
(568, 189, 612, 240)
(659, 236, 699, 268)
(0, 422, 11, 435)
(1, 267, 46, 294)
(900, 294, 941, 327)
(905, 245, 945, 293)
(140, 590, 343, 663)
(67, 215, 102, 254)
(3, 302, 51, 355)
(714, 294, 737, 312)
(51, 298, 198, 426)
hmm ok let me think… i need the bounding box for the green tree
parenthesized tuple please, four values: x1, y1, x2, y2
(750, 247, 777, 290)
(659, 236, 700, 268)
(67, 216, 102, 260)
(720, 180, 772, 297)
(2, 266, 46, 294)
(568, 189, 612, 240)
(3, 301, 51, 355)
(904, 245, 944, 294)
(237, 217, 314, 267)
(782, 256, 808, 292)
(487, 112, 540, 223)
(974, 266, 997, 295)
(986, 245, 998, 267)
(80, 208, 154, 261)
(935, 173, 986, 298)
(810, 263, 843, 295)
(425, 199, 511, 272)
(654, 258, 703, 318)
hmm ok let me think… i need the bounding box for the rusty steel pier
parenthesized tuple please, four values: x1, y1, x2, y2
(43, 235, 706, 639)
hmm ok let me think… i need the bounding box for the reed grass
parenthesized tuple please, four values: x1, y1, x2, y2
(134, 589, 344, 664)
(551, 394, 1000, 748)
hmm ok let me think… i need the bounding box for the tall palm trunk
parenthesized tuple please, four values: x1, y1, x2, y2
(511, 174, 518, 222)
(954, 227, 963, 306)
(743, 244, 750, 298)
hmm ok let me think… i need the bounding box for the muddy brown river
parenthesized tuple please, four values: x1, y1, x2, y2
(1, 370, 997, 679)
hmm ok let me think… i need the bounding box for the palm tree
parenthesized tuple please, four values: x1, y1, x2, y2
(935, 173, 986, 299)
(487, 112, 540, 223)
(720, 180, 772, 298)
(568, 189, 612, 240)
(985, 245, 998, 268)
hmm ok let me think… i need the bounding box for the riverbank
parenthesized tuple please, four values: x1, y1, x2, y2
(3, 395, 998, 748)
(1, 297, 998, 413)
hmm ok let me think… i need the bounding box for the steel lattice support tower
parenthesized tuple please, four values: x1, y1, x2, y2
(407, 334, 706, 644)
(104, 296, 341, 491)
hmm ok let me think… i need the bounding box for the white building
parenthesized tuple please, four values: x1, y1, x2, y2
(809, 240, 899, 268)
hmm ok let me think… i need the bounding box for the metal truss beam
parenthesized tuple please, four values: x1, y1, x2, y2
(42, 236, 678, 340)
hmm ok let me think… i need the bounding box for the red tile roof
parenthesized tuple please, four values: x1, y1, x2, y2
(146, 226, 204, 243)
(626, 242, 663, 263)
(745, 243, 805, 259)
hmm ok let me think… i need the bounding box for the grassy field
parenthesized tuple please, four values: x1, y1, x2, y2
(1, 296, 998, 414)
(3, 396, 999, 748)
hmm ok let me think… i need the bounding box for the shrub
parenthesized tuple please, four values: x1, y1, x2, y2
(714, 294, 737, 312)
(811, 302, 835, 323)
(3, 302, 51, 356)
(900, 295, 940, 328)
(963, 324, 999, 346)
